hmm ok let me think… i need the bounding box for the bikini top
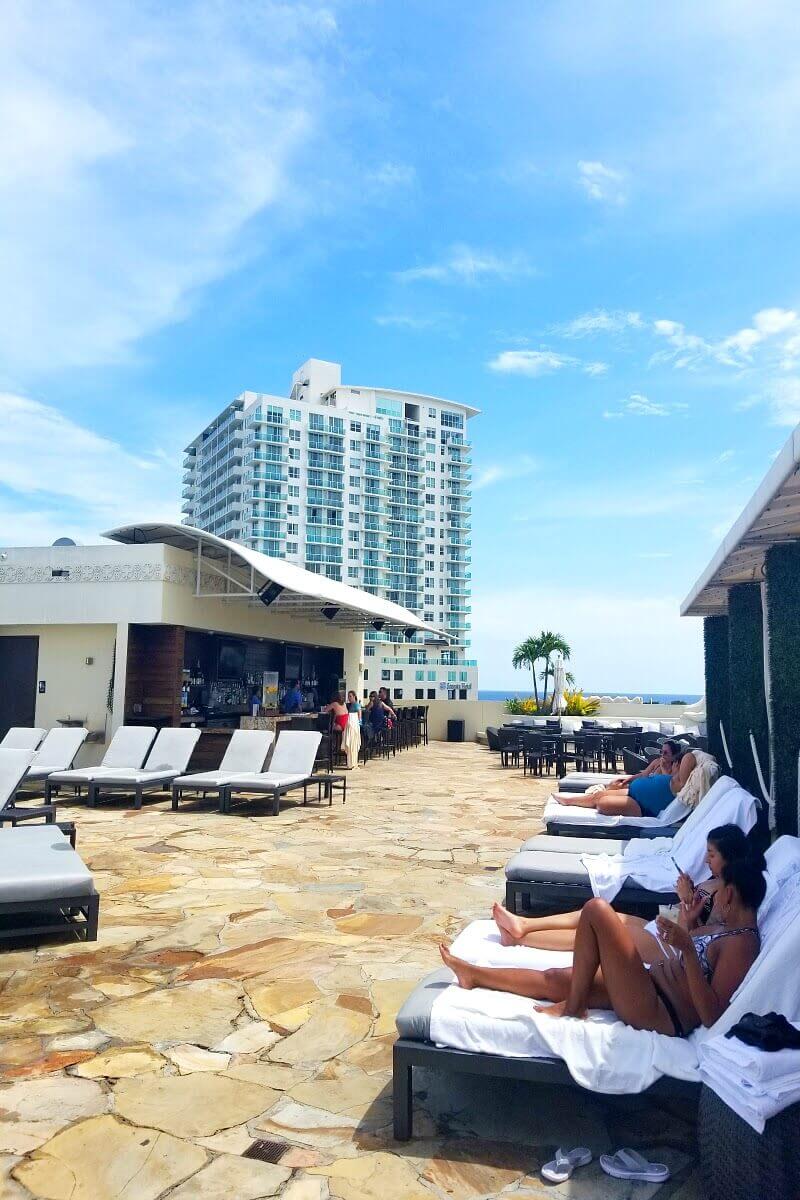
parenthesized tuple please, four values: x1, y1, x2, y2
(691, 925, 759, 982)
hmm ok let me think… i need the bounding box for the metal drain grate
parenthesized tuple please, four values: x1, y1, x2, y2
(242, 1139, 289, 1164)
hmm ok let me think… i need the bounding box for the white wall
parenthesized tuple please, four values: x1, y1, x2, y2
(424, 698, 701, 742)
(0, 624, 116, 764)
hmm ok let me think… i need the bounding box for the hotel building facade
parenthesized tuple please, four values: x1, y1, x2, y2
(181, 359, 479, 702)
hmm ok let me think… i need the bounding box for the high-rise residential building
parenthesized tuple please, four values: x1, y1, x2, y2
(181, 359, 478, 700)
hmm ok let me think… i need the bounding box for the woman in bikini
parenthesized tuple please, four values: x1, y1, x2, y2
(491, 825, 759, 965)
(440, 855, 765, 1037)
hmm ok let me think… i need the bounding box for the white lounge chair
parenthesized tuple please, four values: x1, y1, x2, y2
(221, 730, 322, 815)
(86, 727, 201, 809)
(44, 725, 158, 802)
(0, 824, 99, 942)
(171, 729, 275, 810)
(0, 727, 46, 751)
(14, 727, 89, 797)
(0, 749, 48, 828)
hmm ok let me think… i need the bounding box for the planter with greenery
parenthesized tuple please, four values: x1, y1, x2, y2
(505, 690, 600, 717)
(511, 631, 572, 713)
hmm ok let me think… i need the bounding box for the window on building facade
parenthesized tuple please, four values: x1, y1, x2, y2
(349, 530, 359, 542)
(381, 669, 390, 681)
(309, 413, 325, 430)
(350, 420, 361, 432)
(365, 645, 375, 657)
(394, 669, 402, 680)
(289, 428, 300, 442)
(427, 671, 436, 681)
(427, 688, 436, 699)
(290, 408, 301, 421)
(415, 688, 424, 699)
(286, 541, 298, 553)
(348, 567, 358, 578)
(393, 688, 403, 699)
(459, 688, 467, 700)
(288, 467, 300, 479)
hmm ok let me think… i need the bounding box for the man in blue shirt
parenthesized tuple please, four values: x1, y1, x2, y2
(282, 680, 304, 713)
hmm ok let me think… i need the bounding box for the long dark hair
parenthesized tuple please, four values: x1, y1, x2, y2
(721, 857, 767, 911)
(707, 824, 766, 873)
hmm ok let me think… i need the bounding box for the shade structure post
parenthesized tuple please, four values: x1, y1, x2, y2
(727, 584, 770, 800)
(703, 615, 730, 767)
(764, 542, 800, 836)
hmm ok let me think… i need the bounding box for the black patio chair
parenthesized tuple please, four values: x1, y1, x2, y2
(497, 727, 521, 768)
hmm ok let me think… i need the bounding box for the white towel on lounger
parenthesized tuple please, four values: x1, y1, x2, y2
(582, 781, 758, 903)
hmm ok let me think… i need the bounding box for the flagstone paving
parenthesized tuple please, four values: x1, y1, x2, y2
(0, 742, 701, 1198)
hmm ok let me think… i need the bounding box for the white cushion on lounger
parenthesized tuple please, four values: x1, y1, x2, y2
(0, 825, 95, 902)
(226, 772, 308, 792)
(0, 750, 36, 810)
(24, 728, 88, 780)
(90, 728, 200, 784)
(48, 726, 158, 784)
(268, 731, 321, 776)
(0, 728, 46, 751)
(172, 730, 274, 789)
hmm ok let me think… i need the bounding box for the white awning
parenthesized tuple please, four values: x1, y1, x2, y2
(104, 522, 450, 640)
(681, 426, 800, 616)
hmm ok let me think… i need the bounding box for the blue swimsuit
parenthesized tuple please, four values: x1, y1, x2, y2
(628, 773, 675, 817)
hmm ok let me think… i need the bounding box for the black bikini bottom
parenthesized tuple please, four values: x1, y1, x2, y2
(651, 975, 686, 1038)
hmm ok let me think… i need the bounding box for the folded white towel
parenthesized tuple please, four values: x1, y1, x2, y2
(699, 1030, 800, 1088)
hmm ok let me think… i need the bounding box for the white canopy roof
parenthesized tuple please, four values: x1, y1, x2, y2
(104, 522, 449, 639)
(682, 425, 800, 616)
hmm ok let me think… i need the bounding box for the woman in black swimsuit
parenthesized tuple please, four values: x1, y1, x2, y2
(440, 857, 765, 1038)
(490, 825, 760, 964)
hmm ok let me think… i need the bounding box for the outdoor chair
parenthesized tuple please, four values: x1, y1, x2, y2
(44, 725, 158, 802)
(504, 776, 755, 915)
(0, 727, 46, 751)
(13, 727, 89, 799)
(520, 732, 544, 777)
(221, 729, 323, 815)
(0, 749, 55, 830)
(393, 834, 800, 1159)
(485, 727, 501, 751)
(0, 824, 99, 943)
(605, 731, 640, 772)
(171, 729, 274, 809)
(580, 732, 604, 773)
(85, 727, 201, 809)
(497, 727, 521, 768)
(622, 748, 648, 776)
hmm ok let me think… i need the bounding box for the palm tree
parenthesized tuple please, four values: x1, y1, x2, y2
(512, 636, 544, 708)
(538, 631, 572, 712)
(512, 631, 572, 712)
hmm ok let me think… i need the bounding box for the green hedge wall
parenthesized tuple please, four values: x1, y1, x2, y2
(765, 543, 800, 836)
(704, 615, 730, 767)
(727, 583, 769, 799)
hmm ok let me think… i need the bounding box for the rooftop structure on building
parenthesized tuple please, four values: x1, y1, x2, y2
(182, 360, 479, 702)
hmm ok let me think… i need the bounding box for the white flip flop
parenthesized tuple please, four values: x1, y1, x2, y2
(541, 1146, 592, 1183)
(600, 1148, 670, 1183)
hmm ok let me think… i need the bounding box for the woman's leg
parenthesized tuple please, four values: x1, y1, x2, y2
(439, 945, 610, 1006)
(492, 902, 583, 944)
(541, 899, 674, 1033)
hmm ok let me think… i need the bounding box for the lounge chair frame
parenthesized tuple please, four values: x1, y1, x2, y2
(392, 1038, 698, 1141)
(505, 875, 675, 918)
(0, 891, 99, 943)
(544, 817, 672, 840)
(87, 778, 175, 809)
(221, 775, 323, 816)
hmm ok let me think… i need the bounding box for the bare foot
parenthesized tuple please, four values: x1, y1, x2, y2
(439, 943, 476, 989)
(491, 901, 527, 946)
(535, 999, 588, 1020)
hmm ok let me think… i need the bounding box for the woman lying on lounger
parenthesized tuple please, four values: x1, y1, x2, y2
(440, 854, 765, 1037)
(557, 739, 696, 819)
(491, 825, 761, 962)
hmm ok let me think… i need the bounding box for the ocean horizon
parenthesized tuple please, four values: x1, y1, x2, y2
(478, 689, 702, 705)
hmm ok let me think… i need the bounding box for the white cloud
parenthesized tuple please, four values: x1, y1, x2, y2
(603, 392, 688, 419)
(0, 392, 180, 543)
(366, 162, 417, 190)
(555, 309, 643, 337)
(473, 455, 539, 490)
(652, 307, 800, 371)
(577, 160, 627, 204)
(488, 349, 608, 378)
(0, 1, 335, 372)
(760, 378, 800, 426)
(394, 244, 534, 284)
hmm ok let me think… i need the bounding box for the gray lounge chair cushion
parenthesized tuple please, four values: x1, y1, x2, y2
(520, 835, 629, 856)
(0, 827, 96, 902)
(0, 728, 46, 751)
(395, 968, 453, 1041)
(505, 849, 589, 885)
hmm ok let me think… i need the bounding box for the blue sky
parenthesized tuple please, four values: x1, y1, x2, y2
(3, 1, 800, 692)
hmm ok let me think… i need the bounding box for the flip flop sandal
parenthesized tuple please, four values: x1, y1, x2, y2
(541, 1146, 592, 1183)
(600, 1148, 670, 1183)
